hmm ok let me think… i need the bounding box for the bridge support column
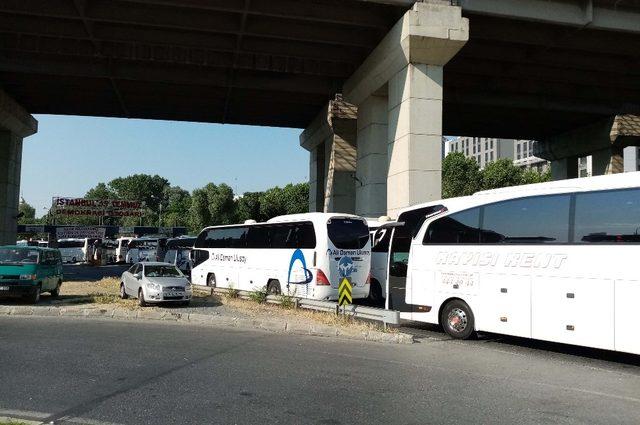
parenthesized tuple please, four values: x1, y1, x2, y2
(301, 96, 357, 213)
(355, 94, 388, 218)
(535, 114, 640, 180)
(0, 90, 37, 245)
(550, 156, 579, 180)
(592, 147, 624, 175)
(343, 2, 468, 217)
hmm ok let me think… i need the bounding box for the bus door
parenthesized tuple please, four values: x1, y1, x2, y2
(387, 206, 445, 313)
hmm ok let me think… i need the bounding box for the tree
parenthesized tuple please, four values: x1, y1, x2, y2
(282, 183, 309, 215)
(259, 186, 288, 219)
(17, 199, 36, 224)
(481, 158, 525, 190)
(236, 192, 264, 222)
(442, 152, 482, 198)
(522, 168, 552, 185)
(188, 188, 211, 233)
(162, 186, 191, 227)
(109, 174, 170, 214)
(85, 183, 116, 200)
(205, 183, 237, 225)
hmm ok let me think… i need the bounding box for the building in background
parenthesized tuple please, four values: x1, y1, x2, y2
(446, 137, 548, 171)
(623, 146, 640, 172)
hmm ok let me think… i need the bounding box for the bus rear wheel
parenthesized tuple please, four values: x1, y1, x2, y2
(440, 299, 476, 340)
(267, 280, 281, 295)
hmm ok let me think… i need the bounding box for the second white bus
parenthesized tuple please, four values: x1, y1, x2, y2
(191, 213, 371, 300)
(379, 172, 640, 355)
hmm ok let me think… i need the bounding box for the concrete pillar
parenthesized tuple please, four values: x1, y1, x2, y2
(300, 96, 357, 214)
(0, 132, 23, 245)
(592, 147, 624, 175)
(356, 94, 388, 218)
(308, 143, 325, 212)
(387, 63, 444, 217)
(0, 89, 37, 245)
(343, 2, 468, 217)
(550, 156, 579, 180)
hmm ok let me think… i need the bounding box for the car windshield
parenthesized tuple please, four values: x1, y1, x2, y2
(144, 265, 181, 278)
(0, 248, 39, 264)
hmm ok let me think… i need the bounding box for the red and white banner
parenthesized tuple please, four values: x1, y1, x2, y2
(52, 197, 145, 217)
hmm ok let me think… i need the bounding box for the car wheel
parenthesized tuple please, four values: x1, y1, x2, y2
(440, 299, 476, 340)
(138, 288, 148, 307)
(267, 280, 281, 295)
(120, 283, 128, 299)
(207, 273, 216, 287)
(50, 280, 61, 298)
(27, 285, 41, 304)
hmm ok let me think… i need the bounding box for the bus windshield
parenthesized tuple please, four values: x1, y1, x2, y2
(327, 218, 369, 249)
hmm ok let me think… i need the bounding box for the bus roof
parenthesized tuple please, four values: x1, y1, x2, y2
(200, 212, 366, 232)
(396, 172, 640, 218)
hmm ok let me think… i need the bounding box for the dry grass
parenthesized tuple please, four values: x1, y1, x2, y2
(192, 287, 393, 333)
(60, 277, 138, 309)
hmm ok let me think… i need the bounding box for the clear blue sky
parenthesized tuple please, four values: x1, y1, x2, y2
(22, 115, 308, 217)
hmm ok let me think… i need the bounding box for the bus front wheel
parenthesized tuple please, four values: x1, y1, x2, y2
(440, 299, 476, 340)
(267, 280, 281, 295)
(207, 274, 216, 287)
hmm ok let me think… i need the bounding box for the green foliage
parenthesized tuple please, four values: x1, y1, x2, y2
(85, 182, 116, 200)
(225, 284, 239, 299)
(279, 293, 296, 309)
(161, 186, 191, 227)
(481, 158, 525, 190)
(248, 286, 268, 304)
(17, 199, 36, 224)
(442, 152, 550, 198)
(259, 183, 309, 219)
(522, 168, 552, 184)
(236, 191, 264, 222)
(442, 152, 482, 198)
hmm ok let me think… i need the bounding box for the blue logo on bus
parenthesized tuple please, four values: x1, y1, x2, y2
(287, 249, 312, 285)
(338, 256, 355, 278)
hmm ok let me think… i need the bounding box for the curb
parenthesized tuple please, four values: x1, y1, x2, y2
(0, 305, 414, 344)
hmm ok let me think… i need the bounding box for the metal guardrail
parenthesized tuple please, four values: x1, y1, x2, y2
(205, 287, 400, 326)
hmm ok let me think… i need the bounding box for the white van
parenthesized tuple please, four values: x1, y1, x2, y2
(57, 238, 85, 263)
(190, 213, 372, 300)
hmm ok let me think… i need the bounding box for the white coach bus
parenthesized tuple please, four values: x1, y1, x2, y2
(190, 213, 371, 300)
(380, 172, 640, 355)
(57, 238, 86, 263)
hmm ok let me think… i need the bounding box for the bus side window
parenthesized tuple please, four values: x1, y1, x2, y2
(424, 208, 481, 244)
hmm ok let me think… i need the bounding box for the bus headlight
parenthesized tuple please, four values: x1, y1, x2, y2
(20, 274, 37, 281)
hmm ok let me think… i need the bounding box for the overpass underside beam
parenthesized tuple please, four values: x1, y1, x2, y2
(0, 89, 37, 245)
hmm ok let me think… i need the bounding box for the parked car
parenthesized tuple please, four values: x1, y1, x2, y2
(0, 246, 63, 303)
(120, 262, 192, 307)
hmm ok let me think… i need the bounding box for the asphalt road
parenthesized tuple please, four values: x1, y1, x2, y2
(62, 264, 130, 282)
(0, 317, 639, 425)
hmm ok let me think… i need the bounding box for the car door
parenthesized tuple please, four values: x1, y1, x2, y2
(124, 264, 139, 295)
(41, 251, 54, 290)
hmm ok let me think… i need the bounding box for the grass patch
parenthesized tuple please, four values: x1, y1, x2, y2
(0, 421, 29, 425)
(279, 293, 296, 309)
(248, 286, 268, 304)
(225, 284, 239, 299)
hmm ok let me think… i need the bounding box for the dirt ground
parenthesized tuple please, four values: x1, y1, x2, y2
(57, 278, 392, 333)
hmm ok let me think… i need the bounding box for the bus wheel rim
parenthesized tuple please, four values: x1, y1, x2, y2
(447, 308, 467, 333)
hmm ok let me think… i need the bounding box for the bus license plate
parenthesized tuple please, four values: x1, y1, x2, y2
(0, 286, 9, 291)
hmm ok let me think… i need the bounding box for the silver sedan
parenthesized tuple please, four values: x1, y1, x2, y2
(120, 262, 192, 307)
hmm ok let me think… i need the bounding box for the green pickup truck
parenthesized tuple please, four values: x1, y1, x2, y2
(0, 245, 63, 303)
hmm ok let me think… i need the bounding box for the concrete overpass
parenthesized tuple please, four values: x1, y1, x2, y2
(1, 0, 639, 242)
